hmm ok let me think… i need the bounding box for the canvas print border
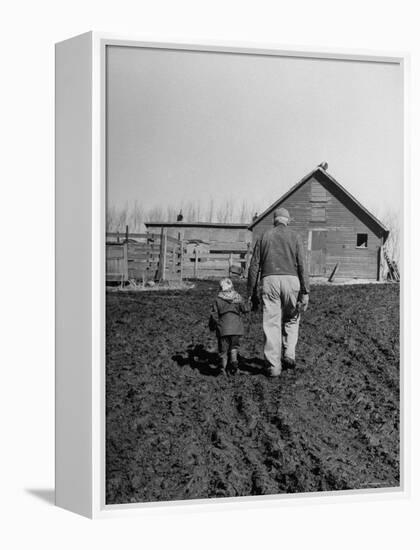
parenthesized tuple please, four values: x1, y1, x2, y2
(55, 32, 410, 518)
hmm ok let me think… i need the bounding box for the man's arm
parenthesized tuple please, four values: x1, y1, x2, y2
(247, 238, 261, 296)
(296, 235, 310, 296)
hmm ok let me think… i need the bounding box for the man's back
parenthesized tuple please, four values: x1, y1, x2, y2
(259, 225, 300, 277)
(248, 224, 309, 295)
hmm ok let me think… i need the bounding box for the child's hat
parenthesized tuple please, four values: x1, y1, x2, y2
(219, 278, 233, 292)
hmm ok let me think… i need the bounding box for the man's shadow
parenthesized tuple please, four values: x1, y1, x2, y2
(172, 344, 265, 376)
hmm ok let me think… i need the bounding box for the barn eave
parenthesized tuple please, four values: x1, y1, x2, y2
(248, 165, 389, 241)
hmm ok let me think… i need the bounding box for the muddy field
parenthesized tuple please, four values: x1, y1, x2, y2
(106, 282, 400, 504)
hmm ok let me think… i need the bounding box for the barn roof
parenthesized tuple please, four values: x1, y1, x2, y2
(145, 221, 249, 229)
(248, 165, 389, 240)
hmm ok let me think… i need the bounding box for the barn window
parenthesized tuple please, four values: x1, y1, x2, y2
(311, 181, 327, 202)
(356, 233, 368, 248)
(311, 205, 326, 222)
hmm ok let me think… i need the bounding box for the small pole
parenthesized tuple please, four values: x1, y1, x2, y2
(162, 228, 167, 281)
(179, 240, 184, 281)
(157, 227, 167, 282)
(194, 247, 198, 279)
(228, 252, 233, 277)
(328, 262, 339, 283)
(145, 235, 150, 281)
(172, 243, 176, 275)
(123, 241, 128, 283)
(125, 224, 129, 243)
(244, 242, 251, 278)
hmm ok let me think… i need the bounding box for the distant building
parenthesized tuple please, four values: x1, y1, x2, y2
(144, 221, 252, 254)
(248, 164, 389, 280)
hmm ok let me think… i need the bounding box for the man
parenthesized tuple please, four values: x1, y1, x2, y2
(247, 207, 309, 377)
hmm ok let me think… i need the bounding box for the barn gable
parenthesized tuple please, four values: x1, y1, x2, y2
(249, 165, 389, 280)
(249, 165, 388, 239)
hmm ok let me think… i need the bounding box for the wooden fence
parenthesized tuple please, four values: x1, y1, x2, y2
(181, 245, 251, 280)
(106, 229, 183, 283)
(106, 228, 252, 283)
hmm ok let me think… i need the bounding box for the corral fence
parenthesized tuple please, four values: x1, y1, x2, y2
(106, 227, 252, 284)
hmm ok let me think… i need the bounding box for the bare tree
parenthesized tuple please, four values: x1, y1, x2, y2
(166, 205, 179, 223)
(236, 199, 259, 224)
(106, 196, 263, 231)
(145, 205, 165, 222)
(128, 200, 145, 232)
(206, 197, 215, 222)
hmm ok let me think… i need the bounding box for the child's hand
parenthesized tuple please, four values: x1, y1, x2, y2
(251, 293, 260, 312)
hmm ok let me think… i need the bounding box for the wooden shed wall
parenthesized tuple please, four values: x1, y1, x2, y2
(251, 176, 382, 279)
(147, 225, 252, 250)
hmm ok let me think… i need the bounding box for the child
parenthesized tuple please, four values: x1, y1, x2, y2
(209, 278, 250, 376)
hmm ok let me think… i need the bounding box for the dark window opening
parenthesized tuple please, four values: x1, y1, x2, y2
(356, 233, 368, 248)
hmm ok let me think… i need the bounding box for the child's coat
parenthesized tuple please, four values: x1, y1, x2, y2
(209, 290, 250, 337)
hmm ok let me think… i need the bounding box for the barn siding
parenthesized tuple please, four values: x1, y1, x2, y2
(251, 175, 382, 279)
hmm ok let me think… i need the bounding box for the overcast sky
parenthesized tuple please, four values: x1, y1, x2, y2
(106, 46, 403, 220)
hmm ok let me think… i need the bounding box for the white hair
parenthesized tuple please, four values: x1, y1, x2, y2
(274, 215, 289, 226)
(219, 278, 233, 292)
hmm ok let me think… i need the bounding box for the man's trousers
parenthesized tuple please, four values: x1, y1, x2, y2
(261, 275, 301, 375)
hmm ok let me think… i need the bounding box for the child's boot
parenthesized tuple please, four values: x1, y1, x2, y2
(219, 353, 228, 376)
(229, 349, 239, 375)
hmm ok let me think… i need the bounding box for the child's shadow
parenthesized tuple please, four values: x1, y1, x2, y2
(172, 344, 219, 376)
(172, 344, 266, 377)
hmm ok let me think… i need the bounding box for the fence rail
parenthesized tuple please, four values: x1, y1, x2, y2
(106, 228, 251, 284)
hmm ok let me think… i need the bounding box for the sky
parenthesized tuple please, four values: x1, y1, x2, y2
(106, 45, 403, 221)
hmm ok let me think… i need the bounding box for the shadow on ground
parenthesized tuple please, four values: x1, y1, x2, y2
(172, 343, 266, 376)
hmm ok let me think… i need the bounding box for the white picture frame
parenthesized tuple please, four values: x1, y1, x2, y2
(55, 32, 409, 519)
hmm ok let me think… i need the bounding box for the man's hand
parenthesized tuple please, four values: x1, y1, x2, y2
(249, 292, 260, 312)
(298, 293, 309, 312)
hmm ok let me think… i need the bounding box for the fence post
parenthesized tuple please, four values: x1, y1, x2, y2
(171, 244, 175, 276)
(157, 227, 168, 282)
(145, 235, 151, 281)
(228, 252, 233, 277)
(194, 247, 198, 279)
(179, 240, 184, 281)
(244, 242, 251, 278)
(122, 242, 129, 283)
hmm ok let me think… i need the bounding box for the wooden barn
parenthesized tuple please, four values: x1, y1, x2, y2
(249, 163, 389, 281)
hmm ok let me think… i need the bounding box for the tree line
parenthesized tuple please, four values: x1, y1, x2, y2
(107, 199, 262, 232)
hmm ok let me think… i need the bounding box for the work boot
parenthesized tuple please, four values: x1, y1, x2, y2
(283, 356, 296, 369)
(268, 366, 282, 377)
(263, 360, 281, 378)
